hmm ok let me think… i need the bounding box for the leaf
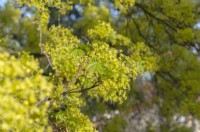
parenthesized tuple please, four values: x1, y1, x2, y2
(84, 78, 96, 88)
(87, 62, 104, 74)
(70, 48, 85, 57)
(78, 44, 91, 53)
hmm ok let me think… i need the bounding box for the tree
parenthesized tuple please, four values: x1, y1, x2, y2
(0, 0, 200, 131)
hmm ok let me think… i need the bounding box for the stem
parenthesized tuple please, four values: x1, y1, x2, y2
(58, 11, 60, 25)
(39, 12, 53, 67)
(39, 25, 43, 53)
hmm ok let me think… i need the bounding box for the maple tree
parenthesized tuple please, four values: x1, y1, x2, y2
(0, 0, 200, 131)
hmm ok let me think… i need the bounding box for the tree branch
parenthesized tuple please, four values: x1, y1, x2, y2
(66, 82, 99, 94)
(39, 11, 53, 68)
(131, 16, 156, 50)
(134, 2, 177, 32)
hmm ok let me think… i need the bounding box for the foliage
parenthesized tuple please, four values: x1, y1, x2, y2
(0, 52, 52, 131)
(112, 0, 135, 14)
(0, 0, 158, 131)
(0, 2, 40, 52)
(0, 0, 200, 131)
(102, 115, 127, 132)
(155, 45, 200, 118)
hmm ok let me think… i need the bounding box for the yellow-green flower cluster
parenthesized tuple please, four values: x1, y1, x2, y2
(88, 21, 116, 43)
(45, 23, 158, 104)
(0, 52, 52, 131)
(48, 86, 96, 131)
(86, 42, 130, 103)
(129, 42, 159, 74)
(45, 25, 131, 103)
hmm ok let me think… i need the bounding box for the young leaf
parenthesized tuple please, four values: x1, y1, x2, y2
(87, 62, 104, 74)
(71, 48, 85, 57)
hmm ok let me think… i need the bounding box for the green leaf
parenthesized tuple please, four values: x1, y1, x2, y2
(87, 62, 104, 74)
(84, 78, 96, 88)
(78, 44, 91, 53)
(71, 48, 85, 57)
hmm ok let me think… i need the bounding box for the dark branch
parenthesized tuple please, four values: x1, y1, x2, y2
(131, 16, 156, 51)
(10, 52, 45, 58)
(66, 82, 99, 94)
(134, 2, 177, 32)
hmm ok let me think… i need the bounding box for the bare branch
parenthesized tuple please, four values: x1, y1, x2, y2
(36, 97, 51, 107)
(39, 13, 53, 68)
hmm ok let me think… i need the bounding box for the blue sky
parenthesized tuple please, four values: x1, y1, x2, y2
(0, 0, 7, 6)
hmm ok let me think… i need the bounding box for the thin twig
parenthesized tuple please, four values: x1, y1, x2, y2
(58, 11, 60, 25)
(36, 97, 51, 107)
(66, 81, 99, 93)
(39, 12, 53, 67)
